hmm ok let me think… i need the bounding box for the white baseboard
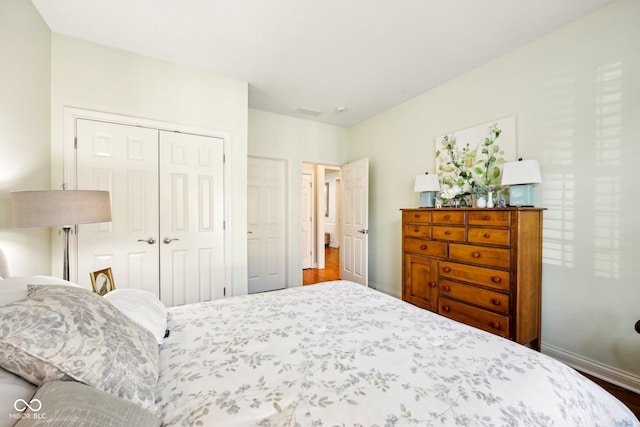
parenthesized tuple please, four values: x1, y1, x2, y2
(542, 342, 640, 394)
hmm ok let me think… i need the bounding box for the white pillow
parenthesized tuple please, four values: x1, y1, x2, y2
(105, 289, 168, 344)
(0, 276, 80, 306)
(0, 368, 36, 427)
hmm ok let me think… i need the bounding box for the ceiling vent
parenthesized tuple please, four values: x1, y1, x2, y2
(294, 108, 322, 116)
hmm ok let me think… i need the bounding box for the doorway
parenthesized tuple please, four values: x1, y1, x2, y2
(301, 164, 341, 285)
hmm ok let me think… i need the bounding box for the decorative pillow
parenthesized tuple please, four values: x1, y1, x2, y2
(13, 380, 161, 427)
(0, 285, 159, 413)
(0, 368, 36, 427)
(105, 289, 168, 344)
(0, 276, 80, 306)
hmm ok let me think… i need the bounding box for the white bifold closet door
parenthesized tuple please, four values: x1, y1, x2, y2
(75, 119, 224, 306)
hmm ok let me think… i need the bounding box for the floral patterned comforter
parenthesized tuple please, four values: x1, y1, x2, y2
(156, 281, 639, 426)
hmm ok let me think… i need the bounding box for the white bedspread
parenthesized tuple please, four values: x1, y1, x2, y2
(156, 281, 639, 426)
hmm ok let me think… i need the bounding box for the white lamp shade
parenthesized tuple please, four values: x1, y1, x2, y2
(11, 190, 112, 228)
(414, 174, 440, 192)
(501, 160, 542, 186)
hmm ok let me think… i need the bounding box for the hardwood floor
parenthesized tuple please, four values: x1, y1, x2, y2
(303, 246, 340, 285)
(302, 248, 639, 420)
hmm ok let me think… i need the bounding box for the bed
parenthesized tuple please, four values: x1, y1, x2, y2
(1, 271, 638, 426)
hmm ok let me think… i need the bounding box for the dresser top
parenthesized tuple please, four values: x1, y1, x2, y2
(400, 207, 545, 212)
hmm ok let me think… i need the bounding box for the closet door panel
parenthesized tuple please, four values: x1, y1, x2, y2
(76, 119, 160, 295)
(159, 131, 224, 306)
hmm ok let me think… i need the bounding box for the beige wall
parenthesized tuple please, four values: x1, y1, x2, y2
(50, 34, 249, 295)
(0, 0, 51, 276)
(248, 109, 349, 285)
(349, 0, 640, 378)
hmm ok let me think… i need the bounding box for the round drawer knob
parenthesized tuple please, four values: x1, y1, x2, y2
(428, 281, 437, 288)
(442, 285, 451, 292)
(414, 228, 420, 233)
(444, 215, 450, 220)
(414, 214, 420, 218)
(483, 215, 491, 220)
(444, 230, 451, 235)
(491, 299, 501, 306)
(472, 251, 481, 258)
(490, 322, 501, 329)
(442, 305, 450, 313)
(483, 233, 490, 238)
(442, 266, 451, 273)
(420, 244, 427, 250)
(491, 276, 501, 283)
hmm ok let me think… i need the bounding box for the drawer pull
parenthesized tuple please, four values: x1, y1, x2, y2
(420, 244, 428, 250)
(442, 285, 451, 292)
(444, 230, 451, 235)
(483, 215, 491, 220)
(472, 251, 481, 258)
(442, 305, 450, 312)
(428, 281, 437, 288)
(414, 228, 420, 233)
(442, 266, 451, 273)
(490, 322, 501, 330)
(491, 299, 501, 306)
(414, 214, 420, 218)
(444, 214, 451, 220)
(491, 276, 501, 284)
(483, 232, 491, 238)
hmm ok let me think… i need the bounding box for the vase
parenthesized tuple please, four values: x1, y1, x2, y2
(476, 196, 486, 208)
(486, 192, 494, 208)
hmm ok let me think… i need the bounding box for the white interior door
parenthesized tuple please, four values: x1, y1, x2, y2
(159, 131, 225, 306)
(341, 158, 369, 285)
(247, 157, 286, 294)
(76, 119, 225, 306)
(76, 119, 160, 294)
(301, 172, 314, 269)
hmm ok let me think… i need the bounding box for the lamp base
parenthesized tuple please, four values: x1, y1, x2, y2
(419, 192, 435, 208)
(507, 184, 535, 207)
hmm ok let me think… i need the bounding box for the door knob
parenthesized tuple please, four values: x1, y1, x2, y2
(163, 237, 179, 244)
(357, 229, 369, 234)
(137, 237, 156, 244)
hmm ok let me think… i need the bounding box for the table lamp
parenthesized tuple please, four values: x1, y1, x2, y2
(414, 173, 440, 208)
(10, 189, 112, 280)
(501, 159, 542, 207)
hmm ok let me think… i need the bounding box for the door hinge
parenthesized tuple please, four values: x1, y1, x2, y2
(223, 287, 226, 297)
(223, 154, 226, 163)
(74, 137, 78, 149)
(223, 220, 226, 230)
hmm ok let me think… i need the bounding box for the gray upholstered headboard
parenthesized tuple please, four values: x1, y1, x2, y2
(0, 248, 9, 278)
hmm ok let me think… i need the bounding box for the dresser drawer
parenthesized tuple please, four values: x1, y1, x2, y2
(438, 297, 510, 338)
(439, 279, 509, 314)
(403, 211, 431, 224)
(432, 210, 465, 225)
(404, 239, 448, 258)
(432, 226, 465, 242)
(404, 225, 431, 239)
(439, 261, 509, 291)
(468, 210, 510, 227)
(468, 228, 510, 247)
(449, 243, 510, 269)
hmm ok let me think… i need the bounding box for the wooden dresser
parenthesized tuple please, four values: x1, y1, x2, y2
(401, 208, 544, 350)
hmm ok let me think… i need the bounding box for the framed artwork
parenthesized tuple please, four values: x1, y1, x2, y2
(435, 116, 517, 195)
(90, 268, 115, 296)
(325, 183, 329, 217)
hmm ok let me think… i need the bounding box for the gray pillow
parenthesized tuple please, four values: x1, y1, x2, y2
(0, 285, 159, 413)
(13, 380, 161, 427)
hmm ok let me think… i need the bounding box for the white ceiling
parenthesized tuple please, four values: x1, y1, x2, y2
(31, 0, 616, 128)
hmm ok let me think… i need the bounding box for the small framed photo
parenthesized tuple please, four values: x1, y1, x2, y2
(90, 268, 115, 296)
